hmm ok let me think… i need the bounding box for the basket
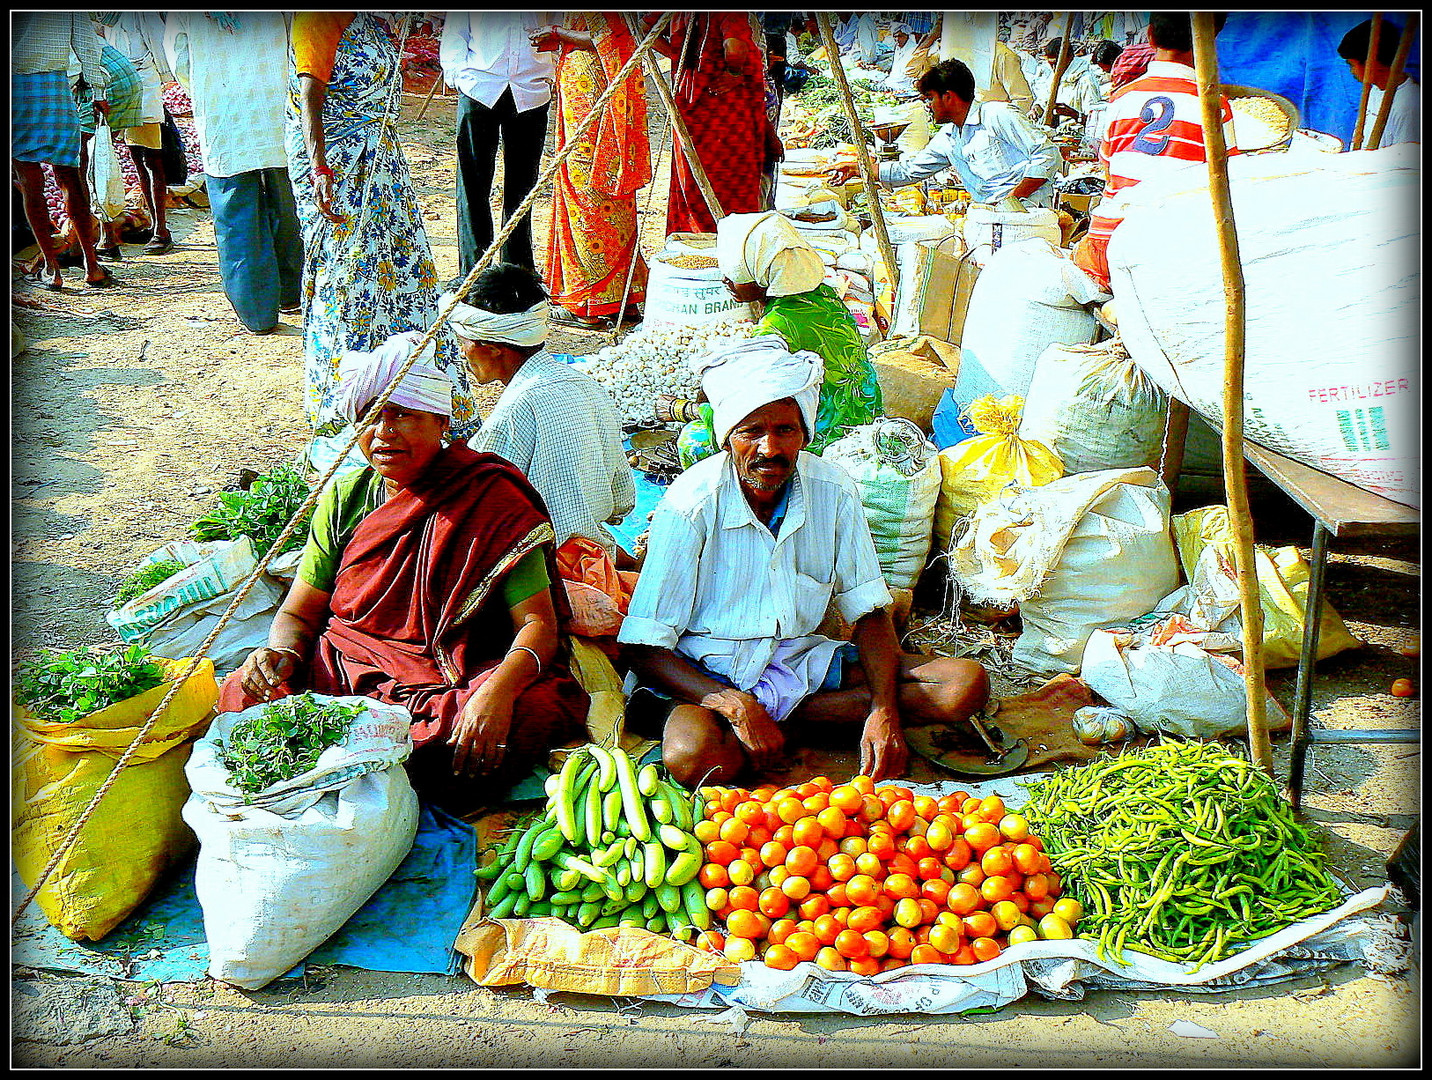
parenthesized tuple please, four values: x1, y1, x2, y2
(1221, 84, 1300, 152)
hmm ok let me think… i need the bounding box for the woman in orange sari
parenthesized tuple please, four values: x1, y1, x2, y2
(533, 14, 649, 330)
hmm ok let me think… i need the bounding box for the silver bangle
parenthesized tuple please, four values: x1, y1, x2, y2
(506, 645, 542, 675)
(269, 645, 304, 664)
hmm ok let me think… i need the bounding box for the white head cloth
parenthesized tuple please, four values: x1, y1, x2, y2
(716, 212, 827, 298)
(334, 330, 453, 424)
(694, 334, 824, 449)
(441, 293, 551, 347)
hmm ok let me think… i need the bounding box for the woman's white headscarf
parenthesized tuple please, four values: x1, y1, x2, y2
(694, 334, 824, 449)
(440, 293, 551, 348)
(716, 212, 827, 298)
(333, 330, 453, 424)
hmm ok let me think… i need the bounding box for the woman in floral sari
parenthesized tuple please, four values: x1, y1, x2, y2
(534, 14, 649, 330)
(286, 11, 477, 447)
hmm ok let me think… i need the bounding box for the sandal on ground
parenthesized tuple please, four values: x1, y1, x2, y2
(96, 245, 123, 262)
(551, 309, 614, 331)
(84, 266, 115, 289)
(143, 236, 173, 255)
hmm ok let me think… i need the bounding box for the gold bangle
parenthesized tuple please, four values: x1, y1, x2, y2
(269, 646, 304, 664)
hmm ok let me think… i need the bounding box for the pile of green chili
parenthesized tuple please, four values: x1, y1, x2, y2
(1020, 740, 1346, 970)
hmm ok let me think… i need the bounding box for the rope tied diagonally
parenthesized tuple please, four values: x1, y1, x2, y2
(11, 10, 677, 930)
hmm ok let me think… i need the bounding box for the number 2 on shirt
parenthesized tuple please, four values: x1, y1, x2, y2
(1130, 96, 1176, 155)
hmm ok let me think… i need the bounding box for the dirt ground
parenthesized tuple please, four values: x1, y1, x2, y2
(9, 85, 1422, 1069)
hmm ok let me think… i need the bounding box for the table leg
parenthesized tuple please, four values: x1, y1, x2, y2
(1288, 521, 1331, 810)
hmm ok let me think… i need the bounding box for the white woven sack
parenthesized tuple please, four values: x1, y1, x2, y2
(953, 238, 1107, 409)
(139, 571, 285, 678)
(182, 696, 420, 989)
(824, 418, 941, 591)
(1018, 337, 1169, 474)
(1109, 144, 1420, 508)
(106, 537, 259, 643)
(644, 260, 749, 327)
(962, 205, 1061, 263)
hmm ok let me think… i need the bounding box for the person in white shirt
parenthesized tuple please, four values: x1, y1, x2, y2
(618, 336, 989, 786)
(828, 59, 1062, 208)
(882, 23, 921, 97)
(440, 12, 556, 273)
(1338, 18, 1421, 146)
(164, 12, 302, 334)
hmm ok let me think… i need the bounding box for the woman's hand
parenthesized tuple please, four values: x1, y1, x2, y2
(237, 646, 298, 703)
(701, 688, 783, 771)
(706, 69, 745, 97)
(448, 682, 514, 777)
(312, 169, 344, 224)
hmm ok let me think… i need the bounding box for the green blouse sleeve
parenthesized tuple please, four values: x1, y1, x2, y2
(295, 468, 383, 594)
(500, 547, 552, 608)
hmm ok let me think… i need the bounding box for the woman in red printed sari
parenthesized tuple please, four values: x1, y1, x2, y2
(533, 14, 650, 330)
(221, 333, 589, 817)
(647, 12, 778, 235)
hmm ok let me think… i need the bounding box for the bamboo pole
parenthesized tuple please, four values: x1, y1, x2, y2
(629, 13, 725, 227)
(1191, 13, 1271, 777)
(814, 10, 900, 333)
(415, 66, 445, 122)
(1042, 14, 1075, 128)
(1348, 12, 1384, 151)
(1366, 14, 1418, 152)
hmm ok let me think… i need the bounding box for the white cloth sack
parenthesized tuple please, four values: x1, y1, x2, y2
(954, 238, 1107, 410)
(106, 538, 260, 643)
(87, 121, 127, 221)
(1109, 144, 1420, 508)
(140, 571, 286, 679)
(1081, 620, 1287, 738)
(823, 418, 942, 591)
(948, 467, 1180, 676)
(182, 696, 420, 989)
(1018, 337, 1170, 475)
(962, 206, 1061, 262)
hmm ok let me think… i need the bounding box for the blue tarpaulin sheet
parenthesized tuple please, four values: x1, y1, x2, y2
(11, 802, 477, 984)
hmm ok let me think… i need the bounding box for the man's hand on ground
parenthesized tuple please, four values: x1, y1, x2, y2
(860, 705, 908, 781)
(701, 688, 784, 771)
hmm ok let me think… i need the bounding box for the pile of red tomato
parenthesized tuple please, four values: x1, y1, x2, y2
(692, 775, 1084, 975)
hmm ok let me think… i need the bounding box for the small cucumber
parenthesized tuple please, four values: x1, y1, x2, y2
(624, 878, 647, 904)
(513, 895, 531, 918)
(581, 881, 606, 903)
(588, 743, 618, 792)
(576, 900, 601, 927)
(658, 823, 693, 852)
(666, 849, 702, 887)
(555, 750, 589, 843)
(643, 841, 666, 890)
(641, 893, 661, 920)
(503, 871, 526, 891)
(615, 863, 631, 888)
(655, 882, 683, 915)
(585, 780, 603, 850)
(524, 862, 547, 902)
(651, 799, 675, 825)
(556, 868, 582, 892)
(550, 889, 584, 905)
(527, 900, 553, 918)
(531, 824, 566, 863)
(488, 892, 520, 920)
(613, 748, 652, 842)
(680, 877, 712, 931)
(637, 762, 661, 797)
(603, 789, 624, 833)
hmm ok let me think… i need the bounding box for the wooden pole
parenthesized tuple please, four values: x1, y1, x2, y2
(415, 67, 445, 122)
(814, 10, 900, 334)
(1042, 13, 1075, 128)
(1192, 13, 1271, 777)
(627, 13, 725, 227)
(1348, 12, 1384, 151)
(1366, 14, 1418, 152)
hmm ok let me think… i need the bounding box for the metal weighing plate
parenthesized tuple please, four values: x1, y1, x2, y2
(906, 719, 1030, 778)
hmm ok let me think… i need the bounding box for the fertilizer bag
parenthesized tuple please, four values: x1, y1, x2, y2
(824, 418, 942, 591)
(1108, 145, 1419, 507)
(182, 696, 420, 989)
(12, 657, 218, 941)
(1018, 337, 1170, 475)
(933, 395, 1064, 552)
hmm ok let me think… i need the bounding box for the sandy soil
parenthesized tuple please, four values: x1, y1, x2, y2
(10, 88, 1421, 1069)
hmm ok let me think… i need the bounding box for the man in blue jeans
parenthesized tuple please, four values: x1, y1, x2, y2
(164, 12, 302, 334)
(440, 12, 554, 273)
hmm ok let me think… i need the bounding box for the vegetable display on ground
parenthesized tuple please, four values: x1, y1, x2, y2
(114, 557, 187, 605)
(189, 462, 312, 558)
(1020, 740, 1347, 969)
(475, 744, 711, 937)
(14, 643, 169, 723)
(214, 692, 366, 797)
(693, 775, 1082, 972)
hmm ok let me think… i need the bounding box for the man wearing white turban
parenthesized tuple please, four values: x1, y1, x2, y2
(678, 212, 882, 468)
(619, 336, 989, 787)
(447, 263, 639, 638)
(224, 328, 589, 816)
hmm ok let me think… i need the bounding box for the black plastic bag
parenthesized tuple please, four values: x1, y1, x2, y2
(160, 109, 189, 186)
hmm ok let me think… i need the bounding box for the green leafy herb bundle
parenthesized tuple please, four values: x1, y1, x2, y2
(189, 463, 312, 558)
(215, 692, 366, 796)
(14, 644, 169, 723)
(115, 558, 188, 605)
(1021, 740, 1346, 970)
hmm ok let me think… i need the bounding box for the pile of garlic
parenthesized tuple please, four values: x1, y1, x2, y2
(577, 319, 757, 427)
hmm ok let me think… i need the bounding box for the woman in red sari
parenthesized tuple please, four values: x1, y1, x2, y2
(649, 12, 778, 235)
(534, 14, 650, 330)
(222, 333, 588, 816)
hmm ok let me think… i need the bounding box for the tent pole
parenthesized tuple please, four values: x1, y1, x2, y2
(626, 13, 725, 228)
(1042, 13, 1075, 128)
(814, 11, 899, 339)
(1366, 14, 1419, 152)
(1349, 13, 1384, 151)
(1191, 13, 1272, 777)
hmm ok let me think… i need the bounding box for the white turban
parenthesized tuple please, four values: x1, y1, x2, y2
(716, 212, 827, 298)
(334, 331, 453, 424)
(694, 334, 824, 449)
(441, 293, 551, 347)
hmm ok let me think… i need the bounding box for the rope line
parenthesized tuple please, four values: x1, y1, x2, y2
(12, 10, 676, 929)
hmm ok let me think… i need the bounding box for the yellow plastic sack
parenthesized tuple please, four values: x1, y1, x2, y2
(455, 914, 741, 997)
(1171, 507, 1362, 669)
(12, 656, 218, 941)
(934, 395, 1064, 550)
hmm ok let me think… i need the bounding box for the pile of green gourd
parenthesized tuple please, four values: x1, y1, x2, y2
(1020, 740, 1346, 970)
